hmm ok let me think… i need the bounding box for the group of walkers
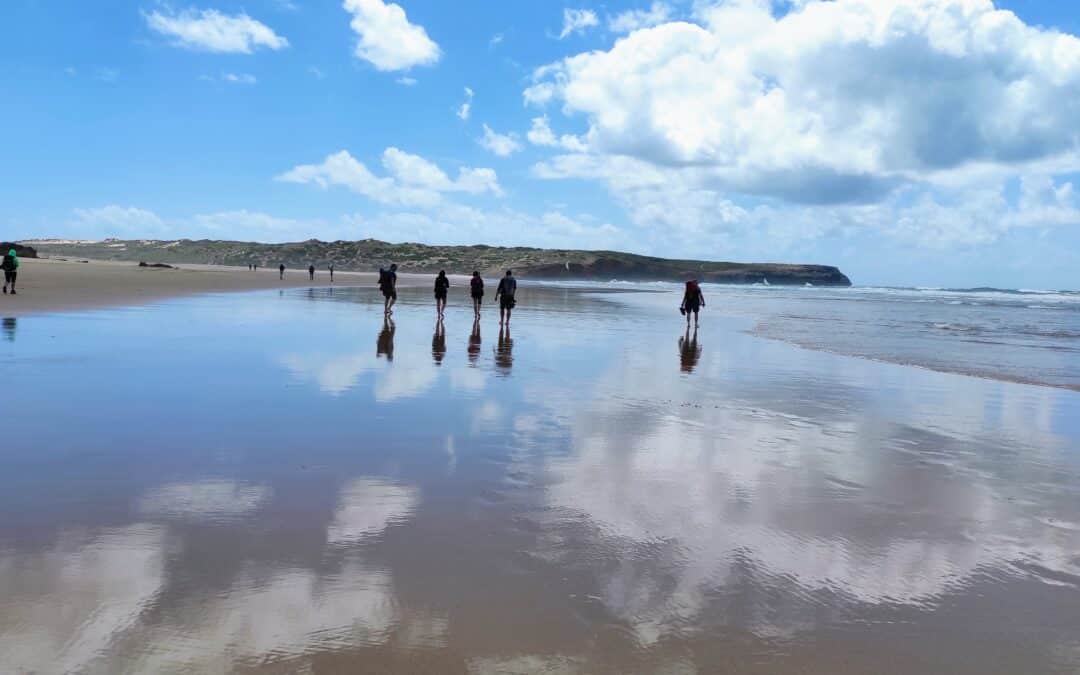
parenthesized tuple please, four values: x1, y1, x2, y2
(378, 265, 520, 325)
(266, 263, 335, 283)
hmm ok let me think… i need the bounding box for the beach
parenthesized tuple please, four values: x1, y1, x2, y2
(0, 281, 1078, 673)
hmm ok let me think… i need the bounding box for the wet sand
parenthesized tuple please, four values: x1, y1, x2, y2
(0, 285, 1078, 673)
(0, 258, 437, 316)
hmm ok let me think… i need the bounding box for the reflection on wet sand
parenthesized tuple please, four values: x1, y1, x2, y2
(2, 316, 15, 342)
(0, 285, 1078, 673)
(678, 326, 701, 373)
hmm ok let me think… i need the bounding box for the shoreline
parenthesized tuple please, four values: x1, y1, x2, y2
(0, 258, 439, 317)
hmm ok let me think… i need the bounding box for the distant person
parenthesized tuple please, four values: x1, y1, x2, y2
(681, 280, 705, 327)
(432, 319, 446, 365)
(495, 324, 513, 372)
(468, 319, 482, 365)
(279, 263, 286, 280)
(377, 316, 395, 361)
(2, 248, 19, 295)
(434, 270, 450, 318)
(329, 264, 334, 283)
(379, 264, 398, 315)
(470, 271, 484, 318)
(679, 326, 702, 373)
(495, 269, 517, 325)
(254, 264, 258, 271)
(308, 264, 315, 281)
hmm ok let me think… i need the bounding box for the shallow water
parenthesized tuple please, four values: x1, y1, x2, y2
(1, 285, 1078, 674)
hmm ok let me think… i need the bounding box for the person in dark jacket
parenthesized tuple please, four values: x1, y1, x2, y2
(434, 270, 450, 318)
(495, 270, 517, 325)
(279, 264, 286, 280)
(469, 271, 484, 319)
(2, 248, 20, 295)
(308, 264, 315, 281)
(680, 280, 706, 327)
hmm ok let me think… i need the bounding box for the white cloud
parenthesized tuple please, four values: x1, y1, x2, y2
(527, 116, 586, 152)
(277, 148, 502, 206)
(72, 205, 167, 235)
(479, 124, 523, 157)
(342, 0, 440, 71)
(326, 477, 419, 545)
(608, 1, 671, 33)
(204, 72, 257, 85)
(558, 8, 599, 39)
(457, 86, 474, 120)
(144, 8, 288, 53)
(396, 76, 417, 86)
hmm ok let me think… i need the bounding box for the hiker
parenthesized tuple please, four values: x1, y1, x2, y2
(379, 264, 398, 315)
(680, 280, 706, 327)
(308, 264, 315, 281)
(329, 264, 334, 283)
(279, 263, 286, 280)
(495, 269, 517, 325)
(2, 248, 20, 295)
(434, 270, 450, 318)
(470, 271, 484, 318)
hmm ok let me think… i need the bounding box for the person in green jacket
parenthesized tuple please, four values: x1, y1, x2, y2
(2, 249, 20, 295)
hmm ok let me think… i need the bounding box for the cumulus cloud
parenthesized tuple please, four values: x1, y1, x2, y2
(144, 8, 288, 53)
(457, 86, 474, 120)
(527, 116, 586, 152)
(608, 1, 671, 33)
(558, 8, 599, 39)
(479, 124, 522, 157)
(277, 148, 502, 206)
(343, 0, 440, 71)
(72, 205, 168, 235)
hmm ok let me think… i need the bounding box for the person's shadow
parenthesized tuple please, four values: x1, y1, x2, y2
(679, 326, 701, 373)
(495, 325, 513, 373)
(377, 317, 396, 362)
(468, 319, 482, 366)
(432, 319, 446, 366)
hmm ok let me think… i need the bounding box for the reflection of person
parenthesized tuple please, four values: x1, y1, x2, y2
(379, 264, 398, 316)
(279, 263, 286, 280)
(679, 326, 702, 373)
(432, 319, 447, 365)
(2, 248, 20, 295)
(680, 280, 705, 327)
(468, 318, 482, 365)
(495, 324, 513, 371)
(308, 264, 315, 281)
(470, 271, 484, 319)
(495, 269, 517, 325)
(2, 317, 15, 342)
(434, 270, 450, 318)
(377, 316, 395, 361)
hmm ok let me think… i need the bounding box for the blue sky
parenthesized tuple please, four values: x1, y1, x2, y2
(2, 0, 1079, 288)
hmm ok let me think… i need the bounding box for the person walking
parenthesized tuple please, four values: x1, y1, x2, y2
(2, 248, 19, 295)
(329, 264, 335, 283)
(434, 270, 450, 318)
(379, 264, 398, 315)
(680, 280, 706, 327)
(495, 269, 517, 325)
(470, 271, 484, 319)
(279, 263, 286, 280)
(308, 264, 315, 281)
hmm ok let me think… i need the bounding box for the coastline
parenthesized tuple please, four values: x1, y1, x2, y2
(0, 258, 435, 317)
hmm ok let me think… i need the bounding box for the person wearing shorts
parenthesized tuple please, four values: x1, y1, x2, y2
(681, 280, 706, 327)
(2, 248, 19, 295)
(470, 271, 484, 319)
(434, 270, 450, 318)
(380, 264, 398, 315)
(495, 269, 517, 325)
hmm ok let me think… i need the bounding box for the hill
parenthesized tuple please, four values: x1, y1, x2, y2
(23, 238, 852, 286)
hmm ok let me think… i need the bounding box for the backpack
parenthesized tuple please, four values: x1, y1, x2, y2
(1, 255, 13, 272)
(378, 268, 389, 289)
(471, 276, 483, 292)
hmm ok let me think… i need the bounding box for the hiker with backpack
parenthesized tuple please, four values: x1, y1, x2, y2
(2, 249, 20, 295)
(495, 270, 517, 325)
(680, 280, 705, 327)
(279, 263, 286, 280)
(470, 271, 484, 319)
(434, 270, 450, 319)
(379, 264, 398, 315)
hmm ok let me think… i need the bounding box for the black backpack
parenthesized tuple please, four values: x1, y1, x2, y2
(1, 254, 14, 272)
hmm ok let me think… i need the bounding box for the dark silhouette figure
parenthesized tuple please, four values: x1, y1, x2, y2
(377, 316, 396, 361)
(679, 326, 702, 373)
(379, 264, 398, 316)
(2, 248, 20, 295)
(2, 317, 16, 342)
(496, 269, 517, 325)
(468, 319, 482, 366)
(470, 271, 484, 319)
(681, 280, 706, 327)
(279, 264, 286, 280)
(432, 319, 447, 365)
(434, 270, 450, 319)
(308, 264, 315, 281)
(329, 264, 334, 283)
(495, 324, 514, 372)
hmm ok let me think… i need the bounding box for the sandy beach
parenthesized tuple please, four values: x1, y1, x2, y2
(0, 258, 438, 316)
